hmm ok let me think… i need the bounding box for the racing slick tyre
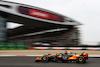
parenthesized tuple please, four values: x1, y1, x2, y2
(41, 55, 49, 62)
(76, 56, 86, 63)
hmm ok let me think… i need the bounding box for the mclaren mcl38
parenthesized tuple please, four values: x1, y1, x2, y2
(35, 51, 88, 63)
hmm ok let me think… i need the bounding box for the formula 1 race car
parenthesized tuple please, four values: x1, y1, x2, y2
(35, 51, 88, 63)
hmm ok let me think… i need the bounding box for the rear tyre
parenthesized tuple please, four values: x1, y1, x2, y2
(41, 55, 49, 62)
(76, 56, 86, 63)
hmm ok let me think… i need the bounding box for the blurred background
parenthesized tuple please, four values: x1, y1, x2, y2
(0, 0, 100, 48)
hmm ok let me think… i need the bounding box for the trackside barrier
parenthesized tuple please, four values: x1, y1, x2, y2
(29, 47, 100, 50)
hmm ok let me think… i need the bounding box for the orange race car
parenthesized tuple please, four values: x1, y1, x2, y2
(35, 51, 88, 63)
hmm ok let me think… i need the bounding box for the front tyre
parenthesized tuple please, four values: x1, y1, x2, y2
(76, 56, 86, 63)
(41, 55, 49, 62)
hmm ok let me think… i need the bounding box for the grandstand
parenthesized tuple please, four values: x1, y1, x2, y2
(0, 1, 81, 46)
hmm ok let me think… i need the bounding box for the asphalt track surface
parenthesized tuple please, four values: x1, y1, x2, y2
(0, 57, 100, 67)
